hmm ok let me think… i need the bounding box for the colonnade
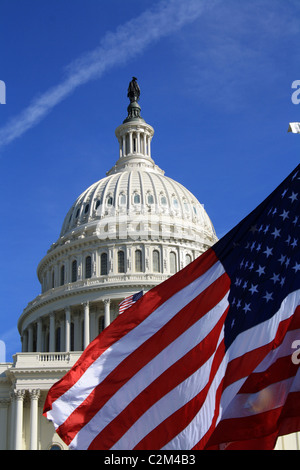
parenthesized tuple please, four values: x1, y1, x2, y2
(0, 389, 41, 450)
(118, 129, 152, 159)
(22, 298, 112, 354)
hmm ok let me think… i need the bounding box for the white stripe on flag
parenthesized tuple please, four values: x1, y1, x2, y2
(70, 293, 229, 450)
(47, 260, 225, 429)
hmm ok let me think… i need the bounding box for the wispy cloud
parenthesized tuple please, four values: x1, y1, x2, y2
(177, 0, 300, 111)
(0, 0, 216, 150)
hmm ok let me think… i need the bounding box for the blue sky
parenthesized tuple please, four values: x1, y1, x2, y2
(0, 0, 300, 361)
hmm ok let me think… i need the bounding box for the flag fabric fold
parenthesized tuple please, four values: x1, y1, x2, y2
(44, 164, 300, 450)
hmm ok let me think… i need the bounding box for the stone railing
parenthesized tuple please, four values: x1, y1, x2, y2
(12, 351, 81, 369)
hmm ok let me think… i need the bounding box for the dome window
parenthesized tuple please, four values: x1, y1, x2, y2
(147, 194, 154, 205)
(172, 198, 179, 209)
(160, 196, 167, 206)
(75, 208, 80, 218)
(95, 200, 101, 210)
(107, 196, 113, 207)
(135, 249, 143, 272)
(193, 206, 197, 215)
(153, 250, 160, 273)
(71, 260, 77, 282)
(185, 254, 192, 266)
(118, 251, 125, 273)
(101, 252, 108, 275)
(60, 265, 65, 286)
(133, 193, 140, 204)
(170, 252, 177, 274)
(119, 194, 126, 206)
(85, 256, 92, 279)
(84, 204, 90, 214)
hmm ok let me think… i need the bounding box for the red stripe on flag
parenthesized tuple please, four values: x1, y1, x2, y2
(204, 307, 300, 449)
(133, 338, 226, 450)
(222, 306, 300, 391)
(240, 355, 299, 395)
(88, 310, 228, 450)
(56, 271, 230, 446)
(43, 248, 218, 415)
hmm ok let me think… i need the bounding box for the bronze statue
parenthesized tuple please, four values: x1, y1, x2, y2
(127, 77, 140, 102)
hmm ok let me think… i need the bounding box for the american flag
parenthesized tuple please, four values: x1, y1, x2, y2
(44, 165, 300, 450)
(119, 291, 143, 314)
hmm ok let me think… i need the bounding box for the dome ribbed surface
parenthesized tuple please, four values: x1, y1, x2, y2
(60, 169, 216, 242)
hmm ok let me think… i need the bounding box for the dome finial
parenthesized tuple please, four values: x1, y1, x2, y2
(123, 77, 144, 123)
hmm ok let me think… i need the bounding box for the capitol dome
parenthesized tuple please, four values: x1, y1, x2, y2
(18, 78, 217, 355)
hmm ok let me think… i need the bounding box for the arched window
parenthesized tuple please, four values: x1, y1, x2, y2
(135, 249, 142, 272)
(147, 194, 154, 205)
(153, 250, 160, 273)
(118, 251, 125, 273)
(119, 194, 126, 206)
(170, 252, 177, 274)
(107, 196, 113, 207)
(71, 260, 77, 282)
(49, 444, 62, 450)
(84, 203, 90, 214)
(161, 196, 167, 206)
(133, 193, 140, 204)
(101, 252, 108, 275)
(60, 265, 65, 286)
(185, 254, 192, 266)
(51, 270, 55, 288)
(95, 199, 101, 210)
(85, 256, 92, 279)
(172, 198, 179, 209)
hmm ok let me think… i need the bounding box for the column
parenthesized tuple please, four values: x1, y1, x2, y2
(27, 325, 33, 352)
(83, 302, 90, 349)
(36, 318, 43, 352)
(137, 132, 141, 154)
(143, 133, 146, 156)
(129, 132, 133, 154)
(104, 299, 110, 328)
(29, 389, 40, 450)
(14, 389, 25, 450)
(122, 135, 126, 156)
(0, 399, 9, 449)
(65, 307, 71, 352)
(49, 312, 55, 352)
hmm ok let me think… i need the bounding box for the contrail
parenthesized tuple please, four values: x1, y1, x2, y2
(0, 0, 214, 150)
